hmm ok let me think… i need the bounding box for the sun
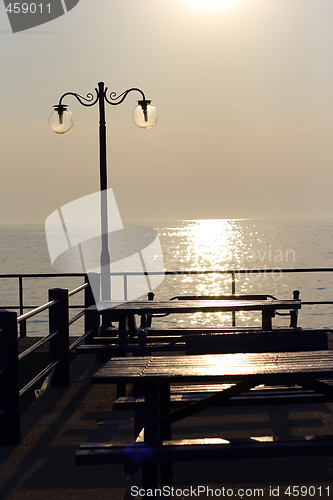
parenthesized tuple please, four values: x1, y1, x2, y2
(186, 0, 235, 10)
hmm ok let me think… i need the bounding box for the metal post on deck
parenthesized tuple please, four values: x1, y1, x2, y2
(0, 310, 21, 445)
(231, 271, 236, 326)
(231, 271, 236, 294)
(18, 276, 26, 338)
(49, 288, 70, 387)
(84, 273, 100, 342)
(290, 289, 300, 328)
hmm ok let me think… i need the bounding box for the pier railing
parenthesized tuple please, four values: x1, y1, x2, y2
(0, 276, 97, 445)
(1, 267, 333, 445)
(2, 268, 333, 335)
(0, 272, 88, 338)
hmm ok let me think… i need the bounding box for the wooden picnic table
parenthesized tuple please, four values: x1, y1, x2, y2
(88, 298, 301, 344)
(85, 350, 333, 489)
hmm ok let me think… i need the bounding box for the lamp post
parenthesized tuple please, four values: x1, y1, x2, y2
(49, 82, 157, 302)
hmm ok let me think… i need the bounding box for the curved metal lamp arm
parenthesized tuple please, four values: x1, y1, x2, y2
(56, 86, 148, 110)
(58, 90, 99, 108)
(104, 87, 147, 106)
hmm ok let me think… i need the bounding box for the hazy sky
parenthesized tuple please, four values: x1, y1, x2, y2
(1, 0, 333, 224)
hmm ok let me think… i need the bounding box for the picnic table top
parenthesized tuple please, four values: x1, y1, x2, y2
(90, 298, 301, 314)
(91, 350, 332, 385)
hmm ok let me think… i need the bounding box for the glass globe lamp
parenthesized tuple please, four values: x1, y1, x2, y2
(133, 100, 158, 129)
(49, 105, 74, 134)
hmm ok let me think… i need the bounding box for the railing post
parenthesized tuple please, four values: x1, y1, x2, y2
(49, 288, 70, 387)
(290, 289, 300, 328)
(19, 276, 26, 338)
(0, 310, 21, 445)
(231, 271, 236, 294)
(84, 273, 100, 343)
(231, 271, 236, 326)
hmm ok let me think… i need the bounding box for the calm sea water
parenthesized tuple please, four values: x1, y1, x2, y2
(1, 218, 333, 335)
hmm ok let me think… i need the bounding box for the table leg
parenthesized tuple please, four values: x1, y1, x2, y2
(159, 382, 173, 484)
(143, 383, 160, 491)
(118, 315, 127, 347)
(84, 309, 100, 343)
(262, 310, 273, 330)
(140, 314, 148, 328)
(116, 316, 128, 398)
(127, 314, 137, 336)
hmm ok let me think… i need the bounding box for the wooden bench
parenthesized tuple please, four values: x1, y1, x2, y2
(184, 329, 329, 354)
(116, 379, 333, 438)
(77, 328, 329, 358)
(113, 329, 331, 436)
(76, 434, 333, 484)
(77, 351, 333, 489)
(85, 293, 302, 347)
(77, 329, 330, 399)
(77, 434, 333, 465)
(144, 290, 300, 329)
(116, 382, 333, 411)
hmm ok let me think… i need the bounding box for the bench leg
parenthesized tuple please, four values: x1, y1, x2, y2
(159, 383, 173, 484)
(143, 383, 160, 491)
(116, 316, 128, 397)
(133, 382, 144, 439)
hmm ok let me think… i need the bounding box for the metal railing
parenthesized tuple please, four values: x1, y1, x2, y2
(0, 277, 97, 446)
(0, 273, 86, 338)
(2, 268, 333, 326)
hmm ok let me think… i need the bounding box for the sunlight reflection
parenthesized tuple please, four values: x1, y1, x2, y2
(159, 219, 293, 328)
(180, 219, 247, 326)
(185, 219, 244, 271)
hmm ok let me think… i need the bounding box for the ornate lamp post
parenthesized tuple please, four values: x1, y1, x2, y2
(49, 82, 157, 302)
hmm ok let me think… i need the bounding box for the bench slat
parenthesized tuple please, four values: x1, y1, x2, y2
(115, 386, 331, 410)
(76, 435, 333, 466)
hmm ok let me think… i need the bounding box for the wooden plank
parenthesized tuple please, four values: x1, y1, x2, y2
(76, 435, 333, 466)
(91, 351, 333, 385)
(114, 384, 331, 410)
(145, 327, 303, 334)
(101, 299, 301, 315)
(185, 331, 328, 354)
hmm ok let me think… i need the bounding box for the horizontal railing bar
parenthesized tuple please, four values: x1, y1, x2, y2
(69, 329, 93, 352)
(1, 304, 85, 310)
(69, 283, 89, 297)
(0, 273, 85, 278)
(302, 301, 333, 305)
(2, 268, 333, 280)
(69, 310, 85, 326)
(230, 268, 333, 274)
(18, 329, 60, 361)
(19, 360, 59, 397)
(104, 268, 333, 276)
(163, 268, 333, 276)
(17, 300, 57, 323)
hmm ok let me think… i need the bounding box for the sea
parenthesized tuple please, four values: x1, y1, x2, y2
(1, 218, 333, 336)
